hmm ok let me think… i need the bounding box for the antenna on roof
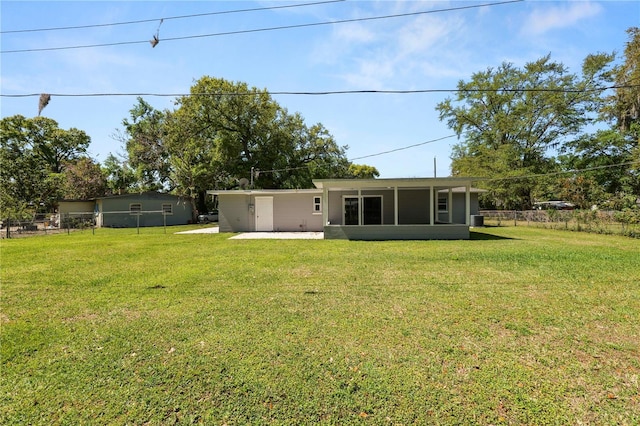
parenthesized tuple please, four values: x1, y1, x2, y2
(238, 178, 250, 190)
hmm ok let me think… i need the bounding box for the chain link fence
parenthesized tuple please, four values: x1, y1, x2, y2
(1, 212, 95, 238)
(480, 209, 640, 238)
(1, 210, 184, 238)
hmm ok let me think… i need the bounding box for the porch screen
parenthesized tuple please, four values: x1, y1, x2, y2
(344, 197, 359, 225)
(362, 196, 382, 224)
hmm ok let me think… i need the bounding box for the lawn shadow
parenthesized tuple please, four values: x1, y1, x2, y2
(470, 228, 516, 240)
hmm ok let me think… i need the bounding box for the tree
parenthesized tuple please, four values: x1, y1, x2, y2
(348, 164, 380, 179)
(102, 153, 137, 195)
(0, 115, 90, 217)
(121, 98, 171, 191)
(604, 27, 640, 133)
(119, 77, 362, 215)
(61, 157, 108, 200)
(560, 27, 640, 207)
(165, 77, 352, 193)
(436, 54, 608, 209)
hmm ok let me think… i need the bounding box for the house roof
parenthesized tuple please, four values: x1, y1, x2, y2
(208, 188, 321, 196)
(96, 191, 186, 200)
(312, 177, 478, 190)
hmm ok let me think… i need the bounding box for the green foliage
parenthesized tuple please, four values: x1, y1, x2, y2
(0, 115, 91, 217)
(1, 227, 639, 424)
(119, 77, 367, 214)
(121, 98, 171, 191)
(437, 54, 607, 209)
(166, 76, 351, 192)
(61, 157, 107, 200)
(348, 163, 380, 179)
(101, 154, 137, 195)
(558, 28, 640, 206)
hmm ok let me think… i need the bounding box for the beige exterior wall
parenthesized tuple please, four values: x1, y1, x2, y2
(217, 191, 323, 233)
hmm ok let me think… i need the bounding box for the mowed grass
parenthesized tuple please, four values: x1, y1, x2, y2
(1, 226, 639, 425)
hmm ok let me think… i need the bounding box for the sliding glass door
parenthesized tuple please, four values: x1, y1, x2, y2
(343, 196, 382, 225)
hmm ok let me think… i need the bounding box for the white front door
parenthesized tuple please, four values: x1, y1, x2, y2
(255, 197, 274, 231)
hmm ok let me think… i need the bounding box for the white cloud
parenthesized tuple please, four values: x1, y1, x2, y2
(312, 10, 463, 90)
(522, 1, 603, 35)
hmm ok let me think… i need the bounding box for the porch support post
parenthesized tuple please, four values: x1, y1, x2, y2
(394, 186, 398, 225)
(358, 188, 362, 226)
(448, 188, 453, 224)
(465, 183, 471, 226)
(429, 185, 434, 226)
(322, 188, 329, 226)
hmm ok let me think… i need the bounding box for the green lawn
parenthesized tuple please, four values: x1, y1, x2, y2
(1, 226, 639, 425)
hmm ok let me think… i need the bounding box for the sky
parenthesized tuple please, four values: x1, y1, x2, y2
(1, 0, 638, 179)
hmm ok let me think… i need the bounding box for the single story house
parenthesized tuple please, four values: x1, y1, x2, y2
(209, 177, 483, 240)
(210, 189, 324, 233)
(57, 192, 193, 228)
(95, 192, 192, 228)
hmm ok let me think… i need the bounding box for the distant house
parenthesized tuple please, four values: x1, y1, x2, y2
(95, 192, 192, 228)
(210, 177, 483, 240)
(58, 192, 193, 228)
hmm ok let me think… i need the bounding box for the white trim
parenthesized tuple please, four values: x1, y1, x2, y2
(209, 189, 321, 196)
(314, 177, 477, 189)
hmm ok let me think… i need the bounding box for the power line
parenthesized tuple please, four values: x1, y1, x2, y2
(349, 135, 457, 161)
(0, 0, 345, 34)
(1, 0, 523, 54)
(479, 160, 640, 183)
(2, 83, 637, 99)
(210, 135, 459, 177)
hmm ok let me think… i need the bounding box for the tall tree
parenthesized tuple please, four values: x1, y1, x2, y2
(560, 27, 640, 208)
(1, 115, 90, 217)
(119, 77, 374, 215)
(102, 153, 137, 195)
(122, 98, 171, 191)
(437, 54, 608, 209)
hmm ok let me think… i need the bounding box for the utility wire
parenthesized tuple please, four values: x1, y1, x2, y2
(349, 135, 457, 161)
(2, 83, 637, 98)
(0, 0, 345, 34)
(235, 156, 639, 179)
(213, 135, 459, 176)
(1, 0, 523, 54)
(479, 160, 640, 183)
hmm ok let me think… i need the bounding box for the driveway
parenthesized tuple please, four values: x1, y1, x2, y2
(174, 227, 219, 234)
(175, 227, 324, 239)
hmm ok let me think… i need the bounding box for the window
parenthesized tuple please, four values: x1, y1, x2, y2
(438, 197, 448, 212)
(312, 196, 322, 214)
(129, 203, 142, 215)
(162, 203, 173, 215)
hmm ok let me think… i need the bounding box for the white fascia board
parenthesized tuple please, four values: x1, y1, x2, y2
(207, 189, 321, 196)
(313, 177, 478, 190)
